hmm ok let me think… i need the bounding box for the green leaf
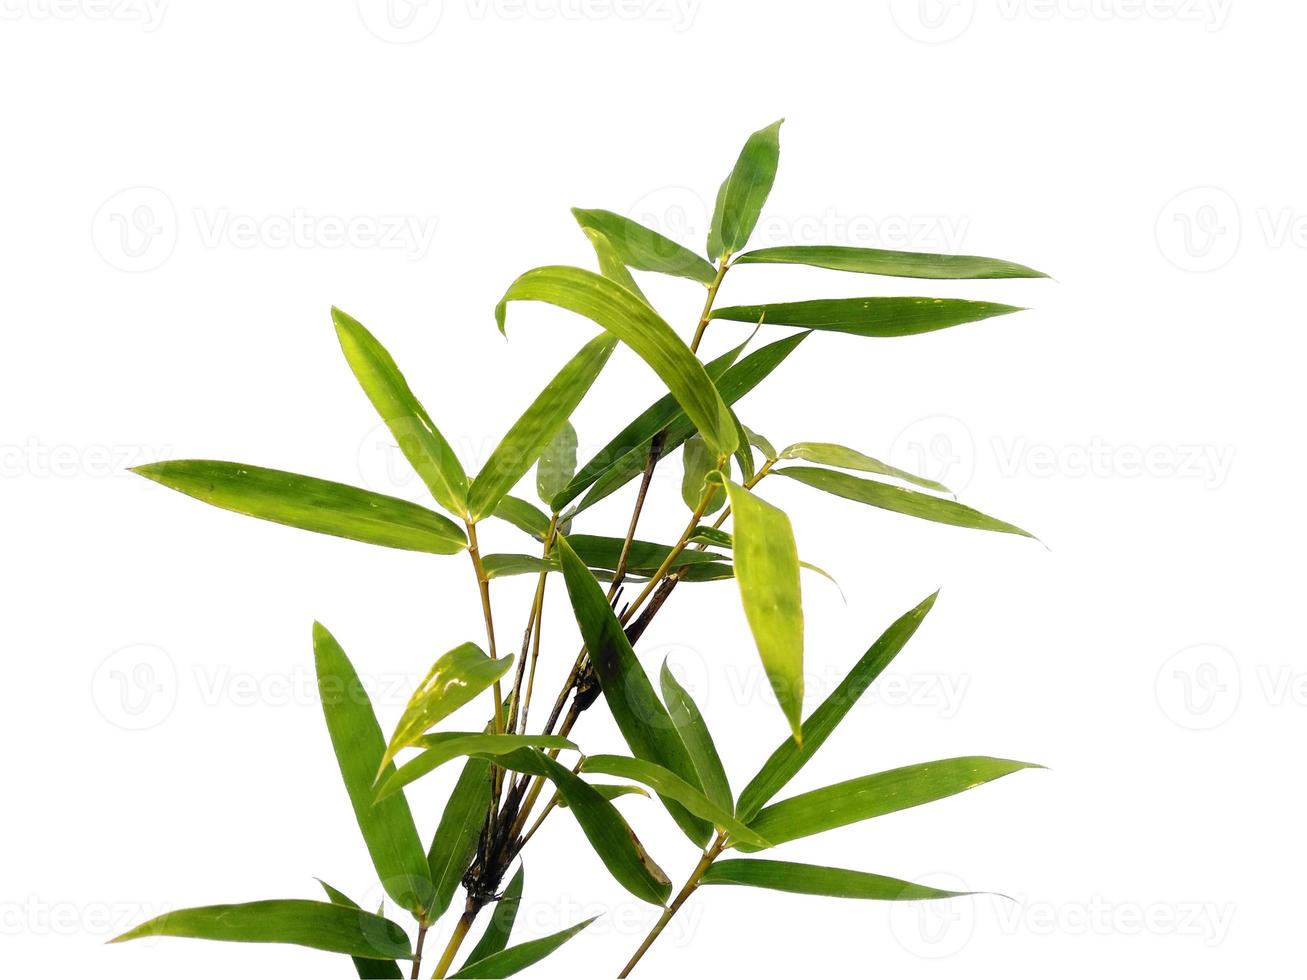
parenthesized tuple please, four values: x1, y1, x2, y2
(659, 660, 732, 815)
(582, 226, 649, 301)
(681, 435, 726, 515)
(739, 757, 1041, 852)
(536, 421, 578, 505)
(481, 554, 558, 579)
(379, 643, 514, 773)
(780, 442, 951, 495)
(460, 864, 524, 969)
(131, 461, 468, 555)
(745, 427, 777, 460)
(560, 784, 650, 807)
(468, 333, 617, 520)
(710, 296, 1023, 338)
(314, 623, 432, 917)
(713, 477, 804, 741)
(702, 860, 975, 901)
(580, 755, 768, 848)
(775, 466, 1034, 539)
(493, 495, 552, 539)
(566, 534, 727, 576)
(736, 592, 939, 821)
(426, 757, 492, 922)
(573, 208, 717, 284)
(553, 340, 747, 512)
(316, 882, 404, 979)
(374, 733, 577, 802)
(495, 266, 738, 458)
(708, 119, 783, 260)
(332, 307, 469, 515)
(732, 245, 1048, 280)
(729, 408, 756, 482)
(449, 916, 598, 979)
(109, 900, 413, 960)
(487, 749, 672, 905)
(554, 534, 714, 847)
(571, 331, 809, 515)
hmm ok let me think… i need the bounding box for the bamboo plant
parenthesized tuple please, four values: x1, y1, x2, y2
(113, 120, 1048, 977)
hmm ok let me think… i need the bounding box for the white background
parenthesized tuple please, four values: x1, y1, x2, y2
(1, 1, 1298, 976)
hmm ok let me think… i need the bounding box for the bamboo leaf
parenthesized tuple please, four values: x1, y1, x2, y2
(559, 784, 650, 807)
(732, 245, 1048, 280)
(109, 900, 413, 960)
(702, 860, 976, 901)
(570, 331, 808, 515)
(573, 208, 717, 284)
(374, 733, 577, 803)
(729, 408, 756, 482)
(460, 864, 524, 969)
(449, 916, 598, 979)
(486, 749, 672, 906)
(468, 334, 617, 520)
(745, 427, 777, 460)
(426, 757, 492, 922)
(681, 435, 726, 515)
(580, 755, 768, 848)
(552, 339, 747, 512)
(659, 660, 732, 815)
(493, 495, 552, 539)
(379, 643, 514, 774)
(495, 266, 738, 458)
(708, 119, 783, 259)
(780, 442, 951, 495)
(333, 307, 469, 515)
(481, 554, 558, 579)
(316, 881, 404, 979)
(566, 534, 727, 575)
(314, 624, 432, 917)
(713, 477, 804, 742)
(710, 296, 1023, 338)
(131, 461, 468, 555)
(736, 592, 939, 821)
(554, 534, 714, 847)
(775, 466, 1034, 539)
(739, 757, 1042, 852)
(582, 226, 649, 301)
(536, 421, 578, 505)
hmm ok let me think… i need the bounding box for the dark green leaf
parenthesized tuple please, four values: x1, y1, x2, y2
(316, 881, 404, 979)
(580, 755, 768, 848)
(573, 208, 717, 284)
(708, 119, 783, 259)
(495, 266, 738, 458)
(732, 245, 1048, 280)
(460, 864, 524, 969)
(702, 860, 975, 901)
(481, 554, 559, 579)
(780, 442, 951, 495)
(681, 435, 726, 515)
(739, 757, 1041, 852)
(729, 408, 756, 482)
(710, 296, 1023, 338)
(468, 334, 617, 520)
(374, 733, 577, 802)
(659, 660, 732, 815)
(493, 496, 552, 538)
(775, 466, 1034, 539)
(449, 916, 598, 979)
(566, 534, 727, 576)
(333, 307, 469, 515)
(560, 784, 650, 807)
(314, 624, 432, 917)
(110, 900, 413, 960)
(426, 757, 492, 922)
(714, 477, 804, 741)
(736, 592, 939, 821)
(487, 749, 672, 905)
(132, 461, 468, 555)
(554, 534, 714, 847)
(536, 421, 578, 505)
(379, 643, 514, 773)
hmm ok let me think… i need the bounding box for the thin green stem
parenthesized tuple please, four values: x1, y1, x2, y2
(618, 834, 728, 977)
(690, 254, 731, 353)
(430, 907, 474, 979)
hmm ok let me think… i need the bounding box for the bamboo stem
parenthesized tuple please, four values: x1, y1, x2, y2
(618, 835, 727, 977)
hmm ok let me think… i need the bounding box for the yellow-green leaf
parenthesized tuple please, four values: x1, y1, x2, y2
(702, 860, 977, 901)
(708, 119, 783, 259)
(573, 207, 717, 284)
(732, 245, 1048, 280)
(710, 296, 1023, 338)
